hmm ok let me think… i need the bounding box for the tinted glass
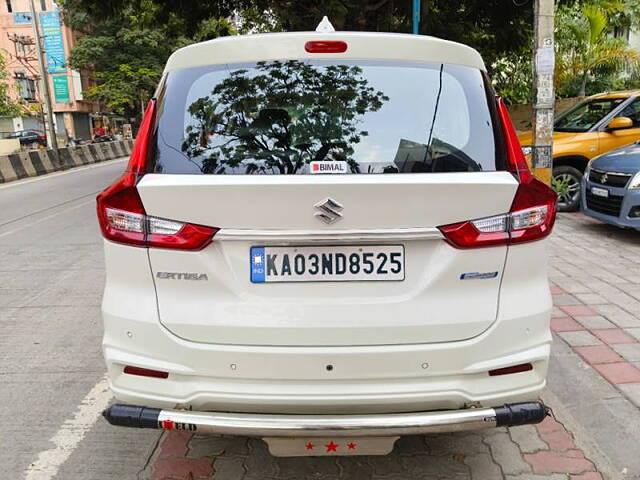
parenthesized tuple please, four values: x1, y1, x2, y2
(554, 98, 625, 132)
(152, 60, 499, 175)
(618, 99, 640, 128)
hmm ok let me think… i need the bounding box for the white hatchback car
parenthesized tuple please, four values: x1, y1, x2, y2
(99, 28, 557, 457)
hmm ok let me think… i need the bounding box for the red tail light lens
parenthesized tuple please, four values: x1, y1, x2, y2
(123, 366, 169, 379)
(127, 100, 156, 175)
(96, 100, 218, 250)
(438, 97, 557, 249)
(439, 178, 556, 249)
(488, 363, 533, 376)
(496, 97, 532, 183)
(305, 41, 348, 53)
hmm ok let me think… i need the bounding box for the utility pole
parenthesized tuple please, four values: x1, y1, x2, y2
(532, 0, 555, 185)
(29, 0, 58, 154)
(412, 0, 420, 34)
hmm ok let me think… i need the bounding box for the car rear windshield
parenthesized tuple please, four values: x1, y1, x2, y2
(150, 60, 501, 175)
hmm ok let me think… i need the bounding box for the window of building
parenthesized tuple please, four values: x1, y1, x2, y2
(15, 36, 33, 58)
(6, 0, 12, 13)
(15, 72, 37, 101)
(40, 0, 46, 10)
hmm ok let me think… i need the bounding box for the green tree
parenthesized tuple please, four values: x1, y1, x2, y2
(181, 60, 389, 174)
(0, 51, 25, 117)
(60, 0, 236, 120)
(243, 0, 533, 72)
(556, 4, 640, 96)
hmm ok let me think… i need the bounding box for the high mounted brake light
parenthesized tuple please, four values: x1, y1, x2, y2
(438, 97, 557, 248)
(305, 41, 348, 53)
(96, 100, 218, 250)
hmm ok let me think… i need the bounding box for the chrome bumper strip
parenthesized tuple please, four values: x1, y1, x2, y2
(103, 402, 547, 437)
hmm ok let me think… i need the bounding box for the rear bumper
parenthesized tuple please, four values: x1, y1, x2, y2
(103, 401, 548, 437)
(102, 239, 552, 414)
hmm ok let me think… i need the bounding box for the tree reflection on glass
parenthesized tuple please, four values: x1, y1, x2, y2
(181, 60, 389, 174)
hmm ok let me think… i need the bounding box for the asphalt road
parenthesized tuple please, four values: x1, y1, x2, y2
(2, 162, 640, 480)
(0, 159, 161, 479)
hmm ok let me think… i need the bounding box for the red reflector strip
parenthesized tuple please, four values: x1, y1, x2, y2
(305, 41, 348, 53)
(123, 366, 169, 379)
(488, 363, 533, 377)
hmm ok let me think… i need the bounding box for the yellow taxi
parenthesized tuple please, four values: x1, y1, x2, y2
(518, 90, 640, 211)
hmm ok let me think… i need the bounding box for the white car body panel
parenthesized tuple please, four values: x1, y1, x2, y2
(136, 172, 518, 346)
(164, 32, 486, 74)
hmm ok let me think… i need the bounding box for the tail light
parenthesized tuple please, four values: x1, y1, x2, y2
(123, 365, 169, 379)
(438, 98, 557, 249)
(488, 363, 533, 376)
(305, 41, 348, 53)
(96, 100, 218, 250)
(39, 134, 46, 140)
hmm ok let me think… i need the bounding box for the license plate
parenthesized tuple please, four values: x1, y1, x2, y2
(591, 186, 609, 198)
(250, 245, 405, 283)
(263, 436, 399, 457)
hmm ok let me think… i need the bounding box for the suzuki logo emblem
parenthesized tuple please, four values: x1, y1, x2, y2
(601, 173, 608, 184)
(314, 198, 343, 224)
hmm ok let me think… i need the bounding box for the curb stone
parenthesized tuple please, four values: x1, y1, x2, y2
(0, 140, 133, 184)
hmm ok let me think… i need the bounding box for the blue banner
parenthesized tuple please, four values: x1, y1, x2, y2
(14, 12, 32, 24)
(39, 11, 66, 73)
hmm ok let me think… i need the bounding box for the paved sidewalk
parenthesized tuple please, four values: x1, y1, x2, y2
(139, 212, 640, 480)
(549, 213, 640, 407)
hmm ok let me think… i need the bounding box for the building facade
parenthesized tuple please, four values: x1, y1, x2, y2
(0, 0, 100, 142)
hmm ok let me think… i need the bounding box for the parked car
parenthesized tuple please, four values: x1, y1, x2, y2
(98, 28, 557, 457)
(518, 90, 640, 212)
(582, 142, 640, 230)
(7, 129, 47, 149)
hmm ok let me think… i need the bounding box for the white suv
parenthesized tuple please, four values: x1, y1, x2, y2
(99, 29, 557, 457)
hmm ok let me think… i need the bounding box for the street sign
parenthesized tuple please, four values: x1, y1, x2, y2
(14, 12, 32, 24)
(39, 11, 66, 73)
(52, 75, 70, 103)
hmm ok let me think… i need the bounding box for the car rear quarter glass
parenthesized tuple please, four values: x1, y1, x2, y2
(151, 60, 499, 175)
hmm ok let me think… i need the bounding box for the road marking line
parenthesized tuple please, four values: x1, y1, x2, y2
(23, 376, 112, 480)
(0, 157, 127, 190)
(0, 199, 94, 238)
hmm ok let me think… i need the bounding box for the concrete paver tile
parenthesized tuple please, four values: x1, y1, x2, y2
(523, 450, 594, 476)
(611, 343, 640, 362)
(591, 329, 638, 345)
(483, 431, 531, 475)
(508, 425, 548, 453)
(573, 345, 624, 365)
(616, 383, 640, 408)
(464, 453, 502, 480)
(560, 305, 598, 317)
(573, 316, 614, 330)
(570, 473, 603, 480)
(628, 328, 640, 341)
(575, 293, 607, 305)
(551, 317, 583, 332)
(592, 362, 640, 384)
(505, 475, 568, 480)
(553, 295, 583, 306)
(592, 305, 640, 329)
(557, 331, 602, 347)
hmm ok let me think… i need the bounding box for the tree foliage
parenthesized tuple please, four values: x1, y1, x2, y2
(60, 0, 237, 118)
(182, 60, 388, 174)
(0, 51, 26, 117)
(243, 0, 533, 71)
(555, 3, 640, 97)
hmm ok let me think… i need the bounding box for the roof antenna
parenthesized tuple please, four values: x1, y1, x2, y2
(316, 16, 335, 33)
